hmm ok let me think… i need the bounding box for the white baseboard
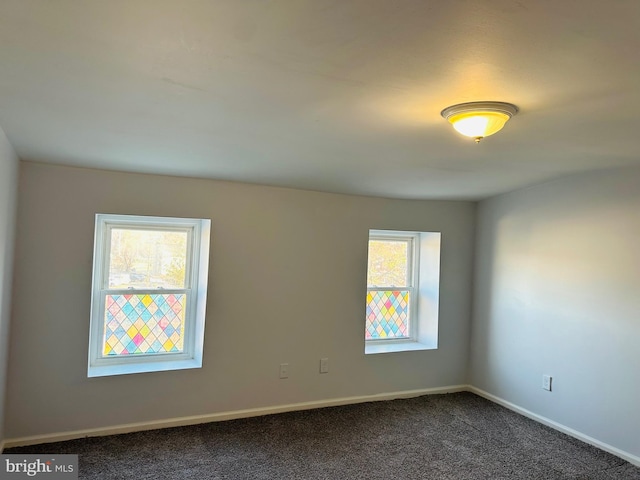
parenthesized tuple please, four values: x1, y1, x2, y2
(3, 385, 467, 449)
(468, 386, 640, 467)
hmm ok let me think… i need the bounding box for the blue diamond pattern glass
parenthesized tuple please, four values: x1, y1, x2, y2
(103, 293, 186, 355)
(365, 290, 410, 339)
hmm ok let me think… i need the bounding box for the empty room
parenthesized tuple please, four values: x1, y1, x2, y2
(0, 1, 639, 479)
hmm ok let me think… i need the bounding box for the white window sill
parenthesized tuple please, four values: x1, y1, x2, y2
(365, 339, 437, 355)
(88, 357, 202, 378)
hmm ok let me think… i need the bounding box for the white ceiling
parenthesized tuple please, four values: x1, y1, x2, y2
(1, 0, 639, 200)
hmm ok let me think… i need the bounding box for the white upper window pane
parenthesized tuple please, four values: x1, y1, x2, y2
(367, 239, 409, 287)
(107, 228, 189, 290)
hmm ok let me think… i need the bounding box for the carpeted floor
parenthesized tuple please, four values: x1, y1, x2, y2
(6, 392, 640, 479)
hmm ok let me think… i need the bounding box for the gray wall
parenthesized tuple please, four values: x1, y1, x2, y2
(0, 128, 19, 447)
(6, 162, 475, 438)
(470, 167, 640, 459)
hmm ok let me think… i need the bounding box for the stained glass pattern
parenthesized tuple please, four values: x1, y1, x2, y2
(365, 290, 410, 339)
(103, 293, 186, 356)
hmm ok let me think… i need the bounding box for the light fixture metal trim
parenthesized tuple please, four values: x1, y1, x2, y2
(441, 101, 518, 143)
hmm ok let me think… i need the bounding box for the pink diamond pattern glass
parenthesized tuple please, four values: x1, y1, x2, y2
(103, 293, 186, 356)
(365, 290, 410, 339)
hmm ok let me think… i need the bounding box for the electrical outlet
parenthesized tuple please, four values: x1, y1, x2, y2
(542, 374, 552, 391)
(279, 363, 289, 379)
(320, 357, 329, 374)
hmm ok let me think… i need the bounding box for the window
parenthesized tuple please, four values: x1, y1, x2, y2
(365, 229, 441, 354)
(88, 214, 210, 377)
(366, 232, 417, 341)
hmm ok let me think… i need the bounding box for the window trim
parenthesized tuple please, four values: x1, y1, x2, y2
(88, 214, 210, 377)
(366, 231, 420, 343)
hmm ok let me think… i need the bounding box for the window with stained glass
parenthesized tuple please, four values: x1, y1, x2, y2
(88, 214, 210, 377)
(365, 232, 418, 341)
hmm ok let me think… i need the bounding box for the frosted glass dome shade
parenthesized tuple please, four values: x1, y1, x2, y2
(441, 102, 518, 143)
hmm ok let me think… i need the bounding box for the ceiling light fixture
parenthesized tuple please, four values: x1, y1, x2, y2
(441, 101, 518, 143)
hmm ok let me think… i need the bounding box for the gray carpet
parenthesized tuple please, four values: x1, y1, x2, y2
(6, 392, 640, 479)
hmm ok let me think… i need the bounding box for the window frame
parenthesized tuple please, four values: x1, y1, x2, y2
(366, 230, 420, 342)
(88, 214, 210, 377)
